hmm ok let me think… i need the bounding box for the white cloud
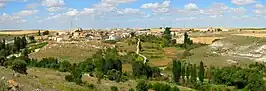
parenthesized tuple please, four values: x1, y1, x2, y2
(42, 0, 65, 12)
(253, 4, 266, 14)
(175, 17, 196, 21)
(16, 10, 39, 16)
(231, 0, 256, 5)
(47, 7, 63, 12)
(64, 9, 79, 16)
(204, 3, 229, 15)
(93, 2, 117, 12)
(117, 8, 143, 15)
(102, 0, 136, 4)
(141, 0, 170, 13)
(42, 0, 65, 7)
(184, 3, 199, 11)
(0, 3, 5, 8)
(80, 8, 96, 15)
(1, 0, 28, 8)
(230, 7, 246, 14)
(0, 13, 26, 24)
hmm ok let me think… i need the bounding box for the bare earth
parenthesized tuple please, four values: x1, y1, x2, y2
(191, 37, 225, 44)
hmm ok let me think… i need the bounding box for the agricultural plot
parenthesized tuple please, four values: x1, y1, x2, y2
(141, 42, 184, 67)
(29, 42, 99, 63)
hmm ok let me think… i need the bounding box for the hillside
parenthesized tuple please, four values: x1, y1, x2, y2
(186, 36, 266, 66)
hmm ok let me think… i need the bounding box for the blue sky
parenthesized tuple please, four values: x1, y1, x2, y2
(0, 0, 266, 29)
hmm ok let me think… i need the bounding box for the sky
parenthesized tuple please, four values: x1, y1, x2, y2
(0, 0, 266, 29)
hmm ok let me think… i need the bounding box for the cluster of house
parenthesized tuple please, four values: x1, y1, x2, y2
(35, 27, 132, 42)
(34, 27, 229, 43)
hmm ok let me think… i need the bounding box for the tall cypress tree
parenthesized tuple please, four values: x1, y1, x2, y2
(191, 64, 197, 82)
(185, 64, 191, 82)
(198, 61, 205, 83)
(21, 36, 27, 49)
(181, 64, 186, 82)
(172, 60, 181, 83)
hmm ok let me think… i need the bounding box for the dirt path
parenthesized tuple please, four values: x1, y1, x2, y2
(136, 38, 147, 64)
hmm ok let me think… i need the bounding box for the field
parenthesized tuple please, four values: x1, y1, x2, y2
(29, 41, 100, 63)
(0, 30, 40, 35)
(233, 33, 266, 38)
(141, 42, 185, 67)
(0, 30, 59, 35)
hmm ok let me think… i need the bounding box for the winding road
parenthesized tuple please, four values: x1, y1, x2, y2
(136, 38, 147, 64)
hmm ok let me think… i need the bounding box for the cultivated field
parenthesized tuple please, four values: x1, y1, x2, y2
(29, 41, 101, 63)
(233, 33, 266, 38)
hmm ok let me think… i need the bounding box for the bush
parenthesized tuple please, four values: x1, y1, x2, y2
(152, 83, 171, 91)
(136, 80, 149, 91)
(85, 83, 96, 89)
(111, 86, 118, 91)
(107, 69, 122, 82)
(12, 59, 27, 74)
(65, 75, 73, 82)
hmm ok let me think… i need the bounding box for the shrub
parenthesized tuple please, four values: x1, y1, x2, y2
(136, 80, 149, 91)
(111, 86, 118, 91)
(65, 75, 73, 82)
(128, 88, 135, 91)
(12, 59, 27, 74)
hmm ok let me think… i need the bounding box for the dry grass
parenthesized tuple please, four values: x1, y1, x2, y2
(191, 37, 225, 44)
(233, 33, 266, 38)
(122, 64, 132, 73)
(0, 67, 91, 91)
(0, 30, 40, 35)
(0, 30, 59, 35)
(29, 42, 99, 63)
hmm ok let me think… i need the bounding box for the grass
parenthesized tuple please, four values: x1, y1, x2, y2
(0, 66, 92, 91)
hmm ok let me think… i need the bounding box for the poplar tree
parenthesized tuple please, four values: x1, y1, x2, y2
(172, 60, 181, 83)
(198, 61, 205, 83)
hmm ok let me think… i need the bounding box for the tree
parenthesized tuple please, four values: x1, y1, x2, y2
(59, 60, 71, 72)
(43, 30, 49, 35)
(172, 60, 181, 83)
(185, 64, 191, 82)
(12, 59, 27, 74)
(38, 30, 41, 36)
(136, 80, 149, 91)
(190, 64, 197, 82)
(0, 56, 7, 66)
(198, 61, 205, 83)
(163, 27, 172, 46)
(21, 36, 27, 49)
(181, 64, 186, 83)
(28, 36, 36, 43)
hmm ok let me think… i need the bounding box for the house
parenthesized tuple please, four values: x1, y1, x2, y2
(107, 34, 120, 41)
